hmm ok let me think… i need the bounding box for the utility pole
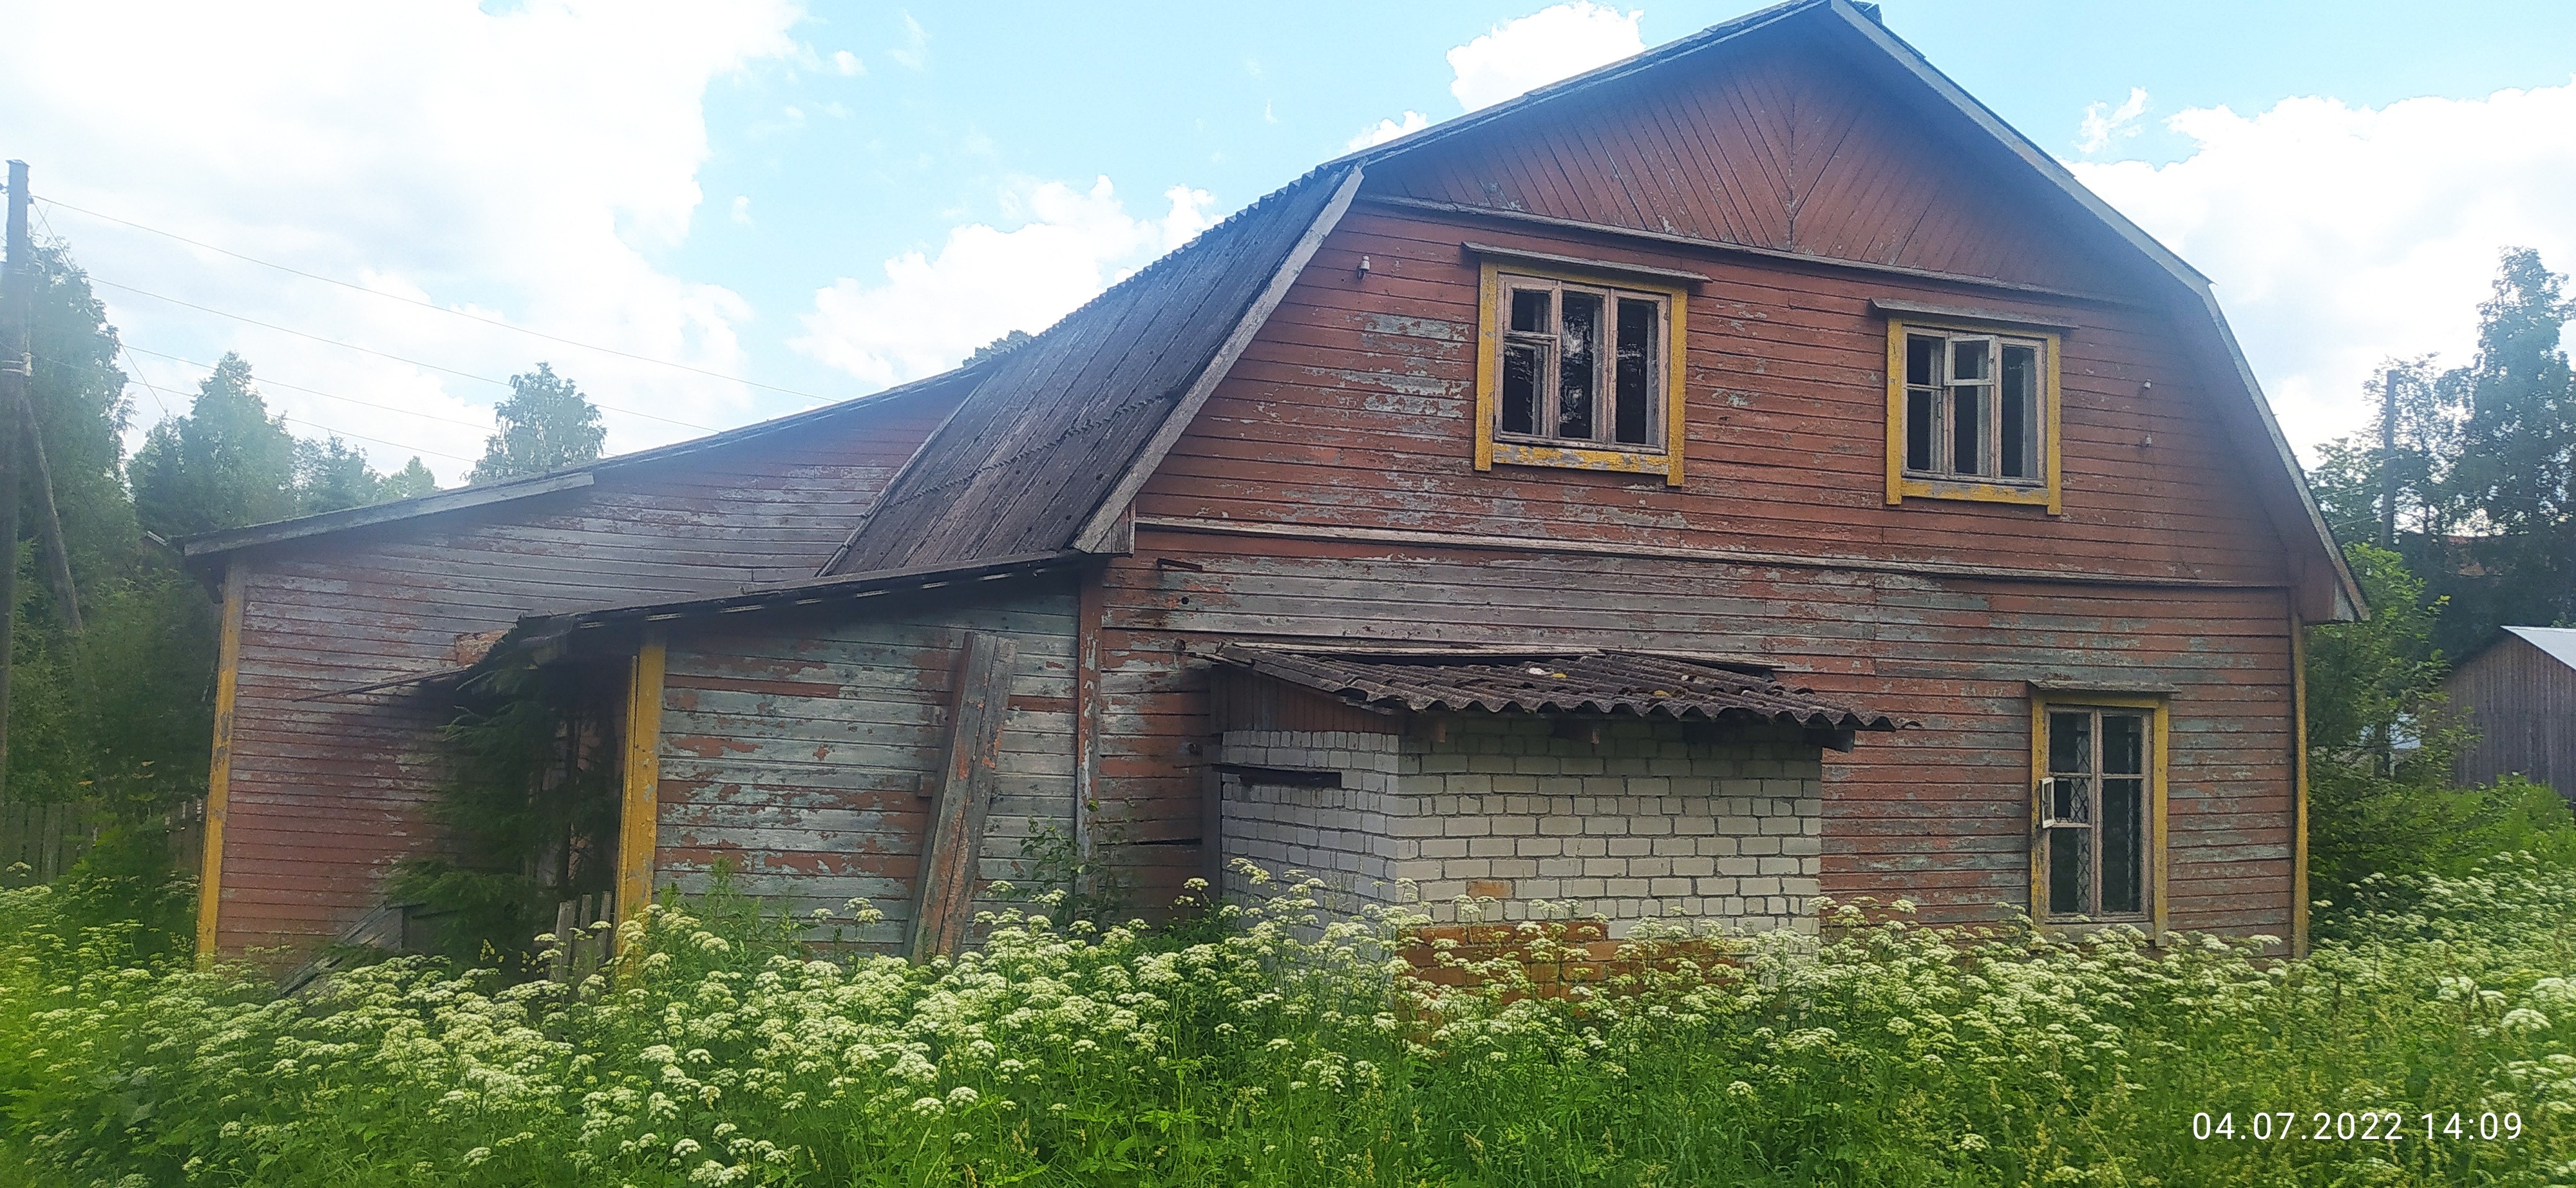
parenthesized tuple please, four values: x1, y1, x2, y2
(0, 160, 29, 798)
(2378, 367, 2401, 548)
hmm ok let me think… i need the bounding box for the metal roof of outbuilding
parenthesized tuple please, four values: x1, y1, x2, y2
(1210, 643, 1909, 733)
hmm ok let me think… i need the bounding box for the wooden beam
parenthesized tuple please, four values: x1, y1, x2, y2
(1135, 515, 2292, 593)
(2289, 600, 2310, 957)
(1073, 574, 1103, 872)
(616, 633, 667, 933)
(193, 562, 247, 963)
(908, 631, 1019, 957)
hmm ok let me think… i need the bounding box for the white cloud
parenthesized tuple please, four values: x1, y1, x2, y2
(731, 195, 753, 224)
(793, 178, 1215, 387)
(887, 12, 929, 70)
(2, 0, 803, 484)
(1447, 3, 1643, 112)
(2072, 81, 2576, 455)
(1348, 111, 1429, 151)
(832, 48, 863, 75)
(2077, 87, 2149, 154)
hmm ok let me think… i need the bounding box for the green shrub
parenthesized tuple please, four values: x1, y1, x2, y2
(7, 861, 2576, 1185)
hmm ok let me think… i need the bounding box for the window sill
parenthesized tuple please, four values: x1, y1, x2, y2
(1489, 441, 1680, 484)
(1895, 474, 2058, 512)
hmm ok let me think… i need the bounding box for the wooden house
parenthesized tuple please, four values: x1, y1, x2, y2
(2447, 628, 2576, 796)
(178, 0, 2358, 966)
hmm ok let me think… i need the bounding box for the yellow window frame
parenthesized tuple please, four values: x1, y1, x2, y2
(1884, 318, 2063, 512)
(1475, 261, 1688, 485)
(2029, 691, 2168, 937)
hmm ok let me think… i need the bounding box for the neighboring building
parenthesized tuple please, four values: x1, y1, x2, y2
(178, 0, 2360, 968)
(2448, 628, 2576, 795)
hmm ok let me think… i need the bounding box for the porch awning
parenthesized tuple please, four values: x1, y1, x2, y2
(1209, 644, 1909, 733)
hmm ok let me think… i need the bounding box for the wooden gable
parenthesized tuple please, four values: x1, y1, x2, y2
(1366, 27, 2143, 299)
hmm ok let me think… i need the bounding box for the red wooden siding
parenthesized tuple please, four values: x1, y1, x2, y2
(1365, 31, 2145, 297)
(653, 589, 1081, 946)
(1081, 41, 2303, 935)
(1092, 537, 2296, 935)
(213, 387, 961, 959)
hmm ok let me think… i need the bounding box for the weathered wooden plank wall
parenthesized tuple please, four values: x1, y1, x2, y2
(1362, 30, 2150, 299)
(209, 385, 965, 960)
(2450, 636, 2576, 795)
(652, 588, 1080, 948)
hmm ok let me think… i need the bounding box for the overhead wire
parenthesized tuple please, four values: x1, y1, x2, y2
(33, 193, 838, 405)
(122, 345, 497, 432)
(31, 200, 477, 466)
(28, 200, 173, 420)
(82, 276, 714, 432)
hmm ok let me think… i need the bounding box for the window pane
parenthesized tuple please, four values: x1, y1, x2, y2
(2047, 775, 2090, 825)
(2049, 711, 2091, 774)
(1951, 338, 1989, 381)
(1501, 343, 1541, 436)
(1613, 298, 1654, 445)
(2049, 828, 2090, 916)
(1906, 334, 1941, 388)
(1951, 385, 1984, 474)
(2103, 714, 2146, 776)
(1510, 288, 1550, 334)
(1558, 291, 1601, 440)
(1905, 388, 1935, 472)
(2101, 777, 2145, 915)
(2000, 343, 2038, 479)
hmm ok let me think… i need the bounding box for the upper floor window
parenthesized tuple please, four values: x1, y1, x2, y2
(1882, 316, 2062, 512)
(1473, 253, 1691, 486)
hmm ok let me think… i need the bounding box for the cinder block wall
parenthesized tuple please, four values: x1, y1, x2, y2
(1218, 716, 1823, 936)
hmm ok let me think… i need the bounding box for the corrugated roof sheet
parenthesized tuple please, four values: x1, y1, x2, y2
(1212, 644, 1908, 732)
(2507, 627, 2576, 671)
(822, 166, 1359, 575)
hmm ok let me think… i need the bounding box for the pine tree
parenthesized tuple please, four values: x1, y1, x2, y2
(129, 354, 299, 538)
(468, 363, 604, 483)
(379, 457, 439, 502)
(293, 437, 384, 515)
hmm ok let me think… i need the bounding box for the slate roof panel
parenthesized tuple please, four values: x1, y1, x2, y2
(1213, 643, 1909, 732)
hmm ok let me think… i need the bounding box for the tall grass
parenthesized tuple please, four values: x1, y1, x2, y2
(5, 860, 2575, 1185)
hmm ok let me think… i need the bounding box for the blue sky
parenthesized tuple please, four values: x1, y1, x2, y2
(5, 1, 2573, 481)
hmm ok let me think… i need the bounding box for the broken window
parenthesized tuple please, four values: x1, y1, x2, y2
(1899, 327, 2048, 486)
(2038, 704, 2154, 922)
(1495, 273, 1667, 452)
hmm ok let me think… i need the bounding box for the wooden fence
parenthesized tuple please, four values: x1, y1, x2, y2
(0, 794, 207, 886)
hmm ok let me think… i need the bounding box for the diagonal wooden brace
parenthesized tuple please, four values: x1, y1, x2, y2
(907, 630, 1018, 957)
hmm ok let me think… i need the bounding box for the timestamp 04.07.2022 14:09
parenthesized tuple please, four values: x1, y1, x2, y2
(2192, 1111, 2524, 1143)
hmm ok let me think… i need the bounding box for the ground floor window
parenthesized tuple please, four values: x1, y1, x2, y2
(2032, 696, 2164, 926)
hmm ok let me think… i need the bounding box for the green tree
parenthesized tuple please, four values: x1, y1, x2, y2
(379, 457, 439, 502)
(4, 240, 218, 829)
(2438, 248, 2575, 643)
(128, 353, 298, 538)
(2304, 542, 2576, 918)
(469, 363, 603, 483)
(294, 436, 383, 515)
(966, 329, 1034, 366)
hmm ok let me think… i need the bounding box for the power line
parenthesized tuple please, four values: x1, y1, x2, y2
(27, 200, 173, 419)
(122, 344, 495, 432)
(33, 193, 839, 405)
(52, 345, 477, 466)
(277, 415, 476, 464)
(84, 275, 714, 432)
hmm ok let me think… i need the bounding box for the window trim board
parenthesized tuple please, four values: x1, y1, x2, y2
(1882, 316, 2063, 513)
(2028, 691, 2168, 938)
(1475, 260, 1687, 486)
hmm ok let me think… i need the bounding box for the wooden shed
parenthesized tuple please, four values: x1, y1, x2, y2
(2448, 628, 2576, 796)
(180, 0, 2360, 966)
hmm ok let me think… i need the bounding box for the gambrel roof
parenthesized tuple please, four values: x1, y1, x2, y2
(815, 0, 2359, 618)
(181, 0, 2360, 622)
